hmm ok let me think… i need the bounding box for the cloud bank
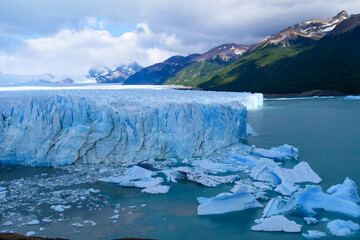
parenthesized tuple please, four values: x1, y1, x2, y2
(0, 0, 360, 78)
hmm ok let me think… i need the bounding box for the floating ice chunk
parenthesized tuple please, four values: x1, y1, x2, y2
(99, 166, 163, 189)
(2, 221, 13, 226)
(287, 162, 322, 184)
(304, 217, 318, 225)
(176, 167, 239, 187)
(227, 152, 258, 168)
(327, 177, 360, 203)
(26, 231, 36, 236)
(251, 215, 302, 232)
(344, 95, 360, 100)
(191, 159, 241, 173)
(275, 178, 297, 196)
(52, 190, 64, 196)
(141, 185, 170, 194)
(0, 191, 5, 199)
(251, 161, 321, 196)
(327, 219, 360, 236)
(295, 185, 360, 217)
(27, 219, 40, 225)
(100, 166, 154, 183)
(302, 230, 326, 239)
(120, 177, 163, 188)
(161, 169, 181, 183)
(197, 186, 263, 215)
(230, 183, 255, 193)
(0, 186, 6, 191)
(51, 205, 71, 212)
(88, 188, 100, 193)
(251, 144, 299, 161)
(262, 198, 293, 218)
(72, 223, 85, 228)
(109, 215, 119, 220)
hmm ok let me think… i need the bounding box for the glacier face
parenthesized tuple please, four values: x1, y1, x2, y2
(0, 86, 263, 167)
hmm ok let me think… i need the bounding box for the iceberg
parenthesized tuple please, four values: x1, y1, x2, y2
(327, 219, 360, 237)
(344, 95, 360, 100)
(0, 87, 263, 167)
(251, 144, 299, 161)
(295, 184, 360, 217)
(251, 215, 302, 232)
(197, 186, 263, 215)
(262, 198, 293, 218)
(171, 167, 239, 187)
(99, 166, 165, 192)
(303, 217, 318, 225)
(250, 161, 321, 196)
(141, 185, 170, 194)
(302, 230, 326, 239)
(327, 177, 360, 203)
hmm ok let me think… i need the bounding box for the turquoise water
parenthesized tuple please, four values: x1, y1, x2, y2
(1, 97, 360, 239)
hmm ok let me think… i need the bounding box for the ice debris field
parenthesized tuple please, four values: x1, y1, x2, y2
(0, 85, 359, 238)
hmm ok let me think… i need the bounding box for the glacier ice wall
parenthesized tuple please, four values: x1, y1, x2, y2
(0, 87, 262, 167)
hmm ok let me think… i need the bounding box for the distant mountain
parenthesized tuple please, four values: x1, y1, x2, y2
(88, 62, 143, 83)
(251, 10, 349, 50)
(198, 12, 360, 95)
(164, 44, 250, 86)
(124, 44, 250, 86)
(124, 54, 201, 85)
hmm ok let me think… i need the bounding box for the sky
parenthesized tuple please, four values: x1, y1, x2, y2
(1, 0, 360, 79)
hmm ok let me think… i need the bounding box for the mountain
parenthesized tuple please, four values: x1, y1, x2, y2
(124, 54, 201, 85)
(164, 44, 250, 86)
(124, 44, 250, 86)
(198, 12, 360, 95)
(251, 10, 349, 50)
(88, 62, 143, 83)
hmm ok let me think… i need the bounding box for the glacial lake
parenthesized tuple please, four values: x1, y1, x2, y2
(1, 97, 360, 240)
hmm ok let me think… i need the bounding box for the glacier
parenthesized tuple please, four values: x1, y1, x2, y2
(0, 86, 263, 167)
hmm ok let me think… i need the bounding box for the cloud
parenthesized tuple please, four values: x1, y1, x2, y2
(1, 0, 360, 77)
(0, 22, 199, 77)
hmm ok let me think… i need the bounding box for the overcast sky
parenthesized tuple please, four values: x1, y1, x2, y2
(1, 0, 360, 77)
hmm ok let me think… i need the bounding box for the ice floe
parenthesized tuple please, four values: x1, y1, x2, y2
(295, 184, 360, 217)
(303, 217, 318, 225)
(327, 177, 360, 203)
(262, 198, 293, 218)
(99, 166, 167, 193)
(250, 144, 299, 161)
(327, 219, 360, 237)
(51, 205, 71, 212)
(197, 186, 263, 215)
(344, 95, 360, 100)
(251, 215, 302, 232)
(302, 230, 326, 239)
(141, 185, 170, 194)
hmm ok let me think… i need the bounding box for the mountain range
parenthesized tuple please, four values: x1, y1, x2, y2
(88, 62, 143, 83)
(122, 11, 360, 95)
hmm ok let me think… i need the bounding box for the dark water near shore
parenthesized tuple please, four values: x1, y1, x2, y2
(1, 97, 360, 239)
